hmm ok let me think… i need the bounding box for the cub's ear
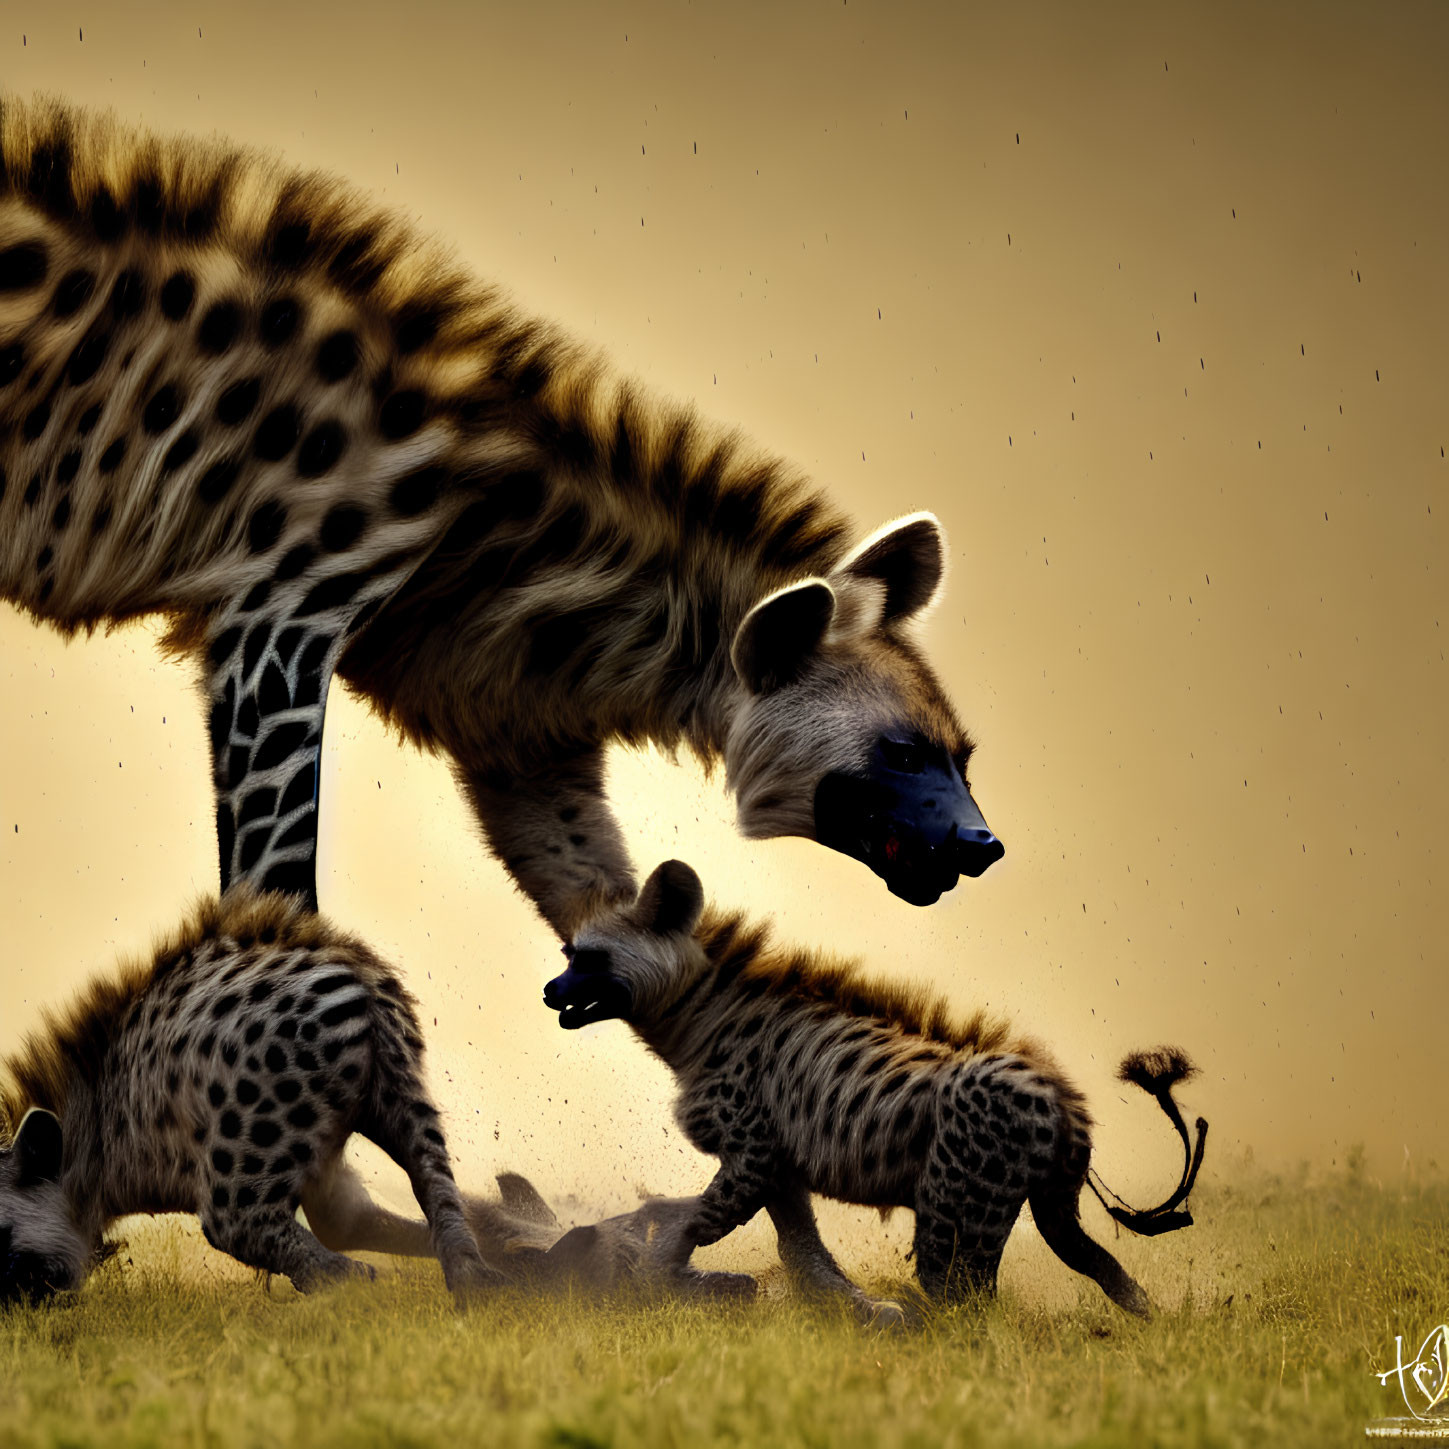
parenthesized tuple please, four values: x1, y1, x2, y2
(16, 1109, 63, 1187)
(637, 860, 705, 937)
(730, 579, 836, 695)
(836, 512, 945, 624)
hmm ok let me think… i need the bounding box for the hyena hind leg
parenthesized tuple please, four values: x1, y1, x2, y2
(202, 1203, 373, 1293)
(360, 1029, 501, 1300)
(1030, 1185, 1152, 1320)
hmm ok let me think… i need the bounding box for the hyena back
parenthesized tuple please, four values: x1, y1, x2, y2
(0, 97, 1001, 932)
(0, 887, 511, 1302)
(547, 861, 1207, 1320)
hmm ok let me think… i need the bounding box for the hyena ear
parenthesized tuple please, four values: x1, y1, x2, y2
(16, 1109, 63, 1187)
(730, 579, 837, 694)
(637, 860, 705, 937)
(836, 512, 945, 625)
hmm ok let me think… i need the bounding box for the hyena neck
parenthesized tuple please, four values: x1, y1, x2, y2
(633, 909, 771, 1070)
(338, 402, 852, 774)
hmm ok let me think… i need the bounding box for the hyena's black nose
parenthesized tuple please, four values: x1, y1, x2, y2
(956, 828, 1005, 879)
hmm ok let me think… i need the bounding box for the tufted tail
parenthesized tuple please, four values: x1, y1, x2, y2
(1089, 1046, 1208, 1236)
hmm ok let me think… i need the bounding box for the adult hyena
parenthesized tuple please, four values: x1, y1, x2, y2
(545, 861, 1209, 1321)
(0, 885, 666, 1303)
(0, 97, 1002, 934)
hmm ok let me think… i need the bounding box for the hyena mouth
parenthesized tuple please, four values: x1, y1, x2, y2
(543, 964, 634, 1030)
(814, 738, 1004, 906)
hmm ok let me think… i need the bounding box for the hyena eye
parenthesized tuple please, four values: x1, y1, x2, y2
(879, 739, 926, 774)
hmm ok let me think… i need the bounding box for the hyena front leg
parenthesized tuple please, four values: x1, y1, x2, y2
(768, 1184, 907, 1327)
(463, 748, 638, 939)
(206, 560, 417, 904)
(648, 1153, 770, 1300)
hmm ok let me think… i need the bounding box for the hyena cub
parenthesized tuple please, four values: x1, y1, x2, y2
(545, 861, 1208, 1321)
(0, 887, 507, 1305)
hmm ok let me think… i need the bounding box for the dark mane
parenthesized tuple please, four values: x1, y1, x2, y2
(695, 905, 1014, 1055)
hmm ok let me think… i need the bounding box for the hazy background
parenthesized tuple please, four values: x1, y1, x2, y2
(1, 1, 1444, 1272)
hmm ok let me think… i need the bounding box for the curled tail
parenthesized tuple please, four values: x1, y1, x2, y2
(1089, 1046, 1208, 1237)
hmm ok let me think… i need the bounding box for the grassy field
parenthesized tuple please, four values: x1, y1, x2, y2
(1, 1167, 1445, 1449)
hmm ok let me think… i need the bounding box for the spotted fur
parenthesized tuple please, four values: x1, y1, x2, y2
(0, 886, 604, 1303)
(553, 862, 1206, 1319)
(0, 96, 995, 931)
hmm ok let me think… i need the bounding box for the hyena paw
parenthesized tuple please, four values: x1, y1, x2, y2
(855, 1296, 909, 1331)
(449, 1257, 507, 1304)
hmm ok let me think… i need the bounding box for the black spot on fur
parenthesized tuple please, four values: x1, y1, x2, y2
(159, 271, 195, 320)
(52, 268, 96, 319)
(219, 1110, 242, 1139)
(296, 571, 366, 617)
(0, 344, 25, 386)
(278, 761, 316, 815)
(314, 330, 358, 382)
(275, 1079, 301, 1104)
(22, 400, 51, 441)
(268, 220, 311, 269)
(258, 662, 290, 717)
(297, 421, 346, 478)
(209, 627, 242, 667)
(319, 996, 367, 1028)
(0, 243, 48, 292)
(254, 721, 310, 772)
(227, 744, 250, 789)
(320, 506, 366, 552)
(26, 140, 76, 218)
(234, 1185, 258, 1210)
(67, 330, 110, 386)
(216, 377, 261, 427)
(276, 543, 315, 581)
(262, 859, 313, 898)
(211, 1148, 234, 1175)
(162, 429, 200, 473)
(198, 457, 241, 504)
(259, 297, 301, 348)
(109, 269, 146, 318)
(253, 404, 300, 461)
(286, 1102, 317, 1129)
(236, 695, 259, 739)
(56, 450, 81, 485)
(207, 1082, 226, 1108)
(51, 497, 70, 531)
(247, 501, 286, 553)
(394, 306, 439, 354)
(327, 229, 386, 292)
(211, 1185, 229, 1209)
(379, 390, 425, 440)
(275, 627, 303, 665)
(90, 186, 124, 240)
(22, 474, 42, 507)
(99, 438, 126, 474)
(244, 1020, 265, 1046)
(249, 1118, 283, 1149)
(198, 301, 242, 355)
(240, 579, 272, 613)
(388, 466, 444, 517)
(237, 789, 275, 828)
(143, 384, 182, 434)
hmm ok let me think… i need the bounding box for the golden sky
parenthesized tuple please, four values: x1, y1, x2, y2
(1, 1, 1445, 1239)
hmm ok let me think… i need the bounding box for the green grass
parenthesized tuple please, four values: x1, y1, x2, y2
(2, 1170, 1445, 1449)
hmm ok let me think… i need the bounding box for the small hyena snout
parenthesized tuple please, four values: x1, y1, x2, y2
(956, 825, 1005, 879)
